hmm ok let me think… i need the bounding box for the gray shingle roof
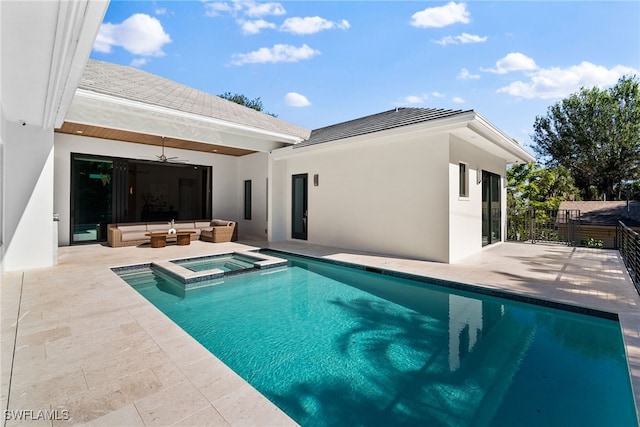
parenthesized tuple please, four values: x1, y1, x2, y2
(79, 60, 310, 140)
(559, 200, 640, 226)
(296, 107, 472, 148)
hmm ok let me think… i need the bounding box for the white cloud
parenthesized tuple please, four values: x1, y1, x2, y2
(396, 93, 444, 105)
(238, 19, 276, 35)
(435, 32, 487, 46)
(231, 44, 320, 65)
(403, 95, 425, 104)
(130, 58, 148, 68)
(484, 52, 537, 74)
(281, 16, 350, 35)
(458, 68, 480, 79)
(205, 1, 285, 17)
(411, 2, 470, 28)
(204, 2, 239, 16)
(285, 92, 311, 107)
(243, 1, 286, 17)
(452, 96, 466, 104)
(155, 8, 168, 15)
(93, 14, 171, 57)
(204, 1, 347, 36)
(498, 61, 639, 99)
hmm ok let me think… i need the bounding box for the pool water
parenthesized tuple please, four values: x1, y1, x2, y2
(117, 253, 638, 426)
(172, 253, 257, 272)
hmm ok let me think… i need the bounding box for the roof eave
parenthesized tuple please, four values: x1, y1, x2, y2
(467, 113, 535, 164)
(50, 1, 109, 129)
(272, 111, 476, 159)
(66, 89, 305, 149)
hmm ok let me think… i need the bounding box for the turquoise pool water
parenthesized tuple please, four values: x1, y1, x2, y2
(171, 253, 257, 273)
(116, 253, 638, 426)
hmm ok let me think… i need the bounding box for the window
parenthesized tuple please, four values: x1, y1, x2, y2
(459, 163, 469, 197)
(244, 180, 252, 220)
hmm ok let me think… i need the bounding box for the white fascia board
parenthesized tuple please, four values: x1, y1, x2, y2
(467, 114, 535, 164)
(65, 89, 301, 151)
(271, 112, 476, 160)
(47, 0, 109, 129)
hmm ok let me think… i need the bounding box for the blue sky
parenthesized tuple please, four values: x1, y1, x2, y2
(91, 1, 640, 152)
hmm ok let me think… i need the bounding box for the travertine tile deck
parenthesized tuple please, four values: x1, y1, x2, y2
(1, 241, 639, 425)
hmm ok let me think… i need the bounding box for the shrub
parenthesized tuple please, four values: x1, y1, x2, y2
(582, 237, 604, 248)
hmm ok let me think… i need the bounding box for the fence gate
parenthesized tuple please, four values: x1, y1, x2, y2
(508, 209, 580, 245)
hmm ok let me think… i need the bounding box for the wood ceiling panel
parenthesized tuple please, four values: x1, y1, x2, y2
(55, 122, 256, 157)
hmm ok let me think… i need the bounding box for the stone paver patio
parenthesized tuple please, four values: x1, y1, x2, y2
(2, 241, 639, 425)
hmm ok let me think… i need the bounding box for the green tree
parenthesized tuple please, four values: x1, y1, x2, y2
(508, 163, 578, 211)
(507, 163, 579, 240)
(218, 92, 277, 117)
(532, 75, 640, 200)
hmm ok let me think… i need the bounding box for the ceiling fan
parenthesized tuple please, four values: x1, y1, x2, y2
(155, 137, 185, 163)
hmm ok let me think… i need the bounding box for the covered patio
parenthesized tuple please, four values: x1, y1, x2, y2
(1, 241, 639, 425)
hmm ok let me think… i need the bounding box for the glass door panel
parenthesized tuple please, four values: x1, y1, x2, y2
(71, 157, 113, 243)
(491, 174, 501, 242)
(482, 171, 501, 246)
(292, 174, 308, 240)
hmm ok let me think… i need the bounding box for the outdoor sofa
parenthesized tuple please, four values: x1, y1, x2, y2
(107, 219, 236, 247)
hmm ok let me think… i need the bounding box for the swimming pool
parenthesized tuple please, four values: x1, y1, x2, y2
(115, 251, 638, 426)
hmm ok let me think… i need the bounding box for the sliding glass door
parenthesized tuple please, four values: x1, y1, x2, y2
(482, 171, 501, 246)
(70, 153, 212, 244)
(71, 156, 114, 243)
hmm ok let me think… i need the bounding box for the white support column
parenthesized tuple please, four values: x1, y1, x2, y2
(3, 122, 55, 271)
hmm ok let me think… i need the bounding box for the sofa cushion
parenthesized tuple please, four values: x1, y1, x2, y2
(121, 231, 149, 241)
(147, 223, 170, 232)
(195, 221, 211, 229)
(175, 221, 195, 229)
(118, 224, 147, 232)
(211, 220, 233, 227)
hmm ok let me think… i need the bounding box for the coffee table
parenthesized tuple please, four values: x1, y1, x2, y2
(175, 231, 196, 246)
(145, 232, 168, 248)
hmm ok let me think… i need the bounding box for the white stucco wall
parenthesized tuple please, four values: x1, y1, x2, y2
(271, 132, 451, 262)
(0, 112, 5, 275)
(210, 154, 239, 222)
(448, 135, 506, 263)
(3, 122, 55, 270)
(54, 133, 239, 246)
(0, 111, 5, 274)
(237, 152, 269, 240)
(269, 155, 288, 242)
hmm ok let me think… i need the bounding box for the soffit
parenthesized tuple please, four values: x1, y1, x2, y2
(454, 116, 535, 164)
(55, 122, 255, 157)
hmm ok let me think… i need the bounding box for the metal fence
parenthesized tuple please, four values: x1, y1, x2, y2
(617, 221, 640, 292)
(507, 209, 580, 246)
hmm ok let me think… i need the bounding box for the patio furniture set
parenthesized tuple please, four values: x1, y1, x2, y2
(107, 219, 237, 248)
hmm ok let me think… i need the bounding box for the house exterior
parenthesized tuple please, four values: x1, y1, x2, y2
(0, 0, 534, 273)
(271, 108, 534, 263)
